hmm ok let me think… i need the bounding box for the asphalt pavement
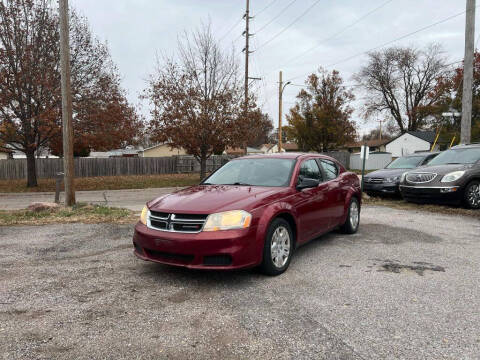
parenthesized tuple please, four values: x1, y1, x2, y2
(1, 206, 479, 359)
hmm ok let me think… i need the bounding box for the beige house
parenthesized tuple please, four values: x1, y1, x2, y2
(142, 143, 187, 157)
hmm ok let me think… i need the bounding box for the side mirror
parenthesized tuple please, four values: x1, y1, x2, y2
(296, 177, 319, 190)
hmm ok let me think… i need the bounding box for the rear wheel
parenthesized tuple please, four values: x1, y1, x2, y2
(464, 181, 480, 209)
(340, 197, 360, 234)
(260, 218, 294, 276)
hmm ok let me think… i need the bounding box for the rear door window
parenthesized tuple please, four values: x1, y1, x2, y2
(319, 160, 339, 181)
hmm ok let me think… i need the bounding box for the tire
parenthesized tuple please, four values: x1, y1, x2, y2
(340, 197, 360, 234)
(260, 218, 294, 276)
(464, 180, 480, 209)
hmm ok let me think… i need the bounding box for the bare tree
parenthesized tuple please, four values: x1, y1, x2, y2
(354, 45, 449, 133)
(144, 23, 268, 179)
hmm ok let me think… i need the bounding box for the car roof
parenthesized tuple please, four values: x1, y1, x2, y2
(451, 143, 480, 149)
(407, 152, 439, 157)
(235, 152, 330, 160)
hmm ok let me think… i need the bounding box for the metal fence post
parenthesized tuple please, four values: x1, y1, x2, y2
(55, 172, 64, 204)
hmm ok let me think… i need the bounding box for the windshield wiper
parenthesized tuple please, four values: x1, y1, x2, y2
(201, 182, 213, 185)
(227, 182, 252, 186)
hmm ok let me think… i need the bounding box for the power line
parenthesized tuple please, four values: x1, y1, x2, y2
(256, 0, 298, 33)
(257, 0, 323, 51)
(287, 8, 471, 81)
(219, 17, 243, 41)
(256, 0, 281, 17)
(233, 0, 296, 43)
(282, 0, 395, 67)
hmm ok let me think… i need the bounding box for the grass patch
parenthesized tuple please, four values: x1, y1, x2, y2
(363, 195, 480, 219)
(0, 173, 201, 193)
(0, 203, 138, 226)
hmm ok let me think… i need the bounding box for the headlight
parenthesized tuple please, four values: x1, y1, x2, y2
(385, 176, 400, 183)
(203, 210, 252, 231)
(441, 171, 465, 183)
(140, 206, 149, 225)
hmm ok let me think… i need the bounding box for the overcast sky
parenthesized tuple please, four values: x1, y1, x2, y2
(70, 0, 476, 136)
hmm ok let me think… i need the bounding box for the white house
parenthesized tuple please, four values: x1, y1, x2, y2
(385, 131, 438, 157)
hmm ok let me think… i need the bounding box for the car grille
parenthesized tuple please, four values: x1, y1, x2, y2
(365, 177, 384, 184)
(148, 211, 208, 233)
(143, 248, 195, 264)
(406, 172, 437, 184)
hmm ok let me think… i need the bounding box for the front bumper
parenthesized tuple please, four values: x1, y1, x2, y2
(132, 222, 263, 270)
(364, 182, 399, 194)
(399, 185, 463, 204)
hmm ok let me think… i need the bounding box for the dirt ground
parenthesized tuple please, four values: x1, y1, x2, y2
(1, 206, 480, 359)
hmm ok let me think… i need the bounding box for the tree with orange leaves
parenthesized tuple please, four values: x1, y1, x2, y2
(285, 68, 357, 152)
(0, 0, 142, 187)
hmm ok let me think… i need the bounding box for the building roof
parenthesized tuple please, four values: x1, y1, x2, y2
(142, 143, 179, 152)
(385, 131, 437, 145)
(407, 130, 436, 143)
(344, 139, 390, 148)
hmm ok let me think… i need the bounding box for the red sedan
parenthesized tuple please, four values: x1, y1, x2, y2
(133, 153, 361, 275)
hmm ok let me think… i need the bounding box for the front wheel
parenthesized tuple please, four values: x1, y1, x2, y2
(464, 181, 480, 209)
(260, 218, 294, 276)
(340, 197, 360, 234)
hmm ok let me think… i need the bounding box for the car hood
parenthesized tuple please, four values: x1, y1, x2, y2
(408, 163, 473, 176)
(148, 185, 288, 214)
(365, 168, 408, 178)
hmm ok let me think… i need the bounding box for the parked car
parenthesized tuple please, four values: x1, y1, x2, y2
(399, 143, 480, 208)
(133, 153, 362, 275)
(363, 152, 439, 196)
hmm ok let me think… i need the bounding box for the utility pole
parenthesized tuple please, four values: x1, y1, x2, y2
(279, 71, 283, 152)
(461, 0, 476, 144)
(278, 71, 291, 152)
(244, 0, 250, 111)
(377, 119, 384, 141)
(59, 0, 75, 206)
(242, 0, 251, 155)
(242, 0, 261, 154)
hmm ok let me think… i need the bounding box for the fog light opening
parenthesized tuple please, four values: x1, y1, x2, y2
(440, 187, 458, 193)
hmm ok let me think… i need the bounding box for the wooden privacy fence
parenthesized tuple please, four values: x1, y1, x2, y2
(0, 155, 234, 180)
(321, 151, 350, 169)
(0, 152, 351, 180)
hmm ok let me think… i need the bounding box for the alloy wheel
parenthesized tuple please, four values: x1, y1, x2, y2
(467, 183, 480, 208)
(271, 226, 291, 268)
(350, 201, 359, 230)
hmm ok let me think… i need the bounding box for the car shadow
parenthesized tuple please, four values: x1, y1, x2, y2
(137, 261, 262, 288)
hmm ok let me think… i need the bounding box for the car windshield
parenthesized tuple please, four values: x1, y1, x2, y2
(203, 158, 296, 187)
(386, 156, 424, 169)
(428, 148, 480, 165)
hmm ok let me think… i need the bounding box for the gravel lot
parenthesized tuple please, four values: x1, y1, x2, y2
(1, 206, 479, 359)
